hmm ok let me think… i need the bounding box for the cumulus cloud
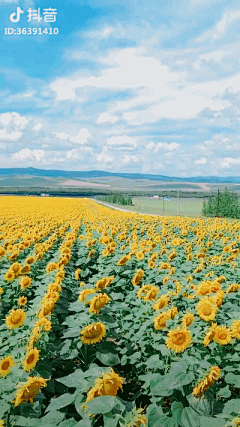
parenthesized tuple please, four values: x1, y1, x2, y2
(220, 157, 240, 168)
(69, 128, 91, 144)
(97, 112, 119, 124)
(122, 155, 139, 164)
(0, 128, 22, 141)
(12, 148, 45, 162)
(97, 147, 113, 163)
(0, 112, 29, 129)
(53, 128, 91, 144)
(106, 135, 137, 150)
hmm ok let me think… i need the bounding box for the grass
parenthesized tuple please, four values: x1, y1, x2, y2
(96, 196, 204, 217)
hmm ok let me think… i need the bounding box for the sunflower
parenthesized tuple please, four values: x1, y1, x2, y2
(137, 285, 153, 299)
(86, 368, 123, 402)
(196, 297, 218, 321)
(132, 269, 144, 286)
(0, 355, 14, 377)
(47, 282, 62, 293)
(21, 265, 31, 275)
(10, 262, 21, 274)
(26, 256, 35, 265)
(181, 312, 195, 327)
(18, 296, 27, 306)
(46, 262, 58, 273)
(166, 327, 191, 353)
(81, 322, 106, 345)
(226, 284, 239, 293)
(23, 348, 40, 372)
(162, 276, 170, 285)
(213, 325, 232, 345)
(0, 287, 3, 295)
(153, 294, 169, 310)
(117, 255, 130, 266)
(95, 276, 115, 290)
(79, 288, 96, 303)
(89, 293, 110, 314)
(144, 286, 159, 301)
(19, 276, 32, 290)
(203, 323, 217, 346)
(153, 312, 171, 330)
(230, 320, 240, 339)
(6, 309, 26, 329)
(38, 300, 55, 317)
(0, 420, 4, 426)
(35, 317, 52, 332)
(192, 366, 221, 398)
(14, 376, 48, 406)
(75, 268, 81, 280)
(4, 271, 15, 282)
(136, 251, 145, 261)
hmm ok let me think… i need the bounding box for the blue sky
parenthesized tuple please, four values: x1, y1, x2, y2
(1, 0, 240, 176)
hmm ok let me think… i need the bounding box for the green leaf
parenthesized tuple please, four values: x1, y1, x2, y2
(163, 419, 179, 427)
(216, 385, 231, 399)
(171, 402, 184, 420)
(62, 327, 80, 338)
(199, 416, 227, 427)
(146, 355, 164, 370)
(179, 407, 200, 427)
(223, 399, 240, 416)
(187, 394, 213, 416)
(147, 404, 164, 427)
(46, 393, 75, 412)
(86, 396, 117, 415)
(96, 351, 120, 366)
(39, 411, 65, 424)
(225, 373, 240, 388)
(103, 413, 121, 427)
(56, 370, 84, 387)
(14, 417, 41, 427)
(0, 400, 10, 418)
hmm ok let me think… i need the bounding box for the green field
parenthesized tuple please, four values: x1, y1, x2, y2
(96, 196, 205, 217)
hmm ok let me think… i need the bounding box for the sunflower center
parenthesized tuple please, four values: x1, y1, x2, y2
(2, 361, 10, 371)
(24, 382, 41, 399)
(173, 333, 186, 345)
(202, 304, 212, 315)
(219, 333, 227, 340)
(11, 313, 22, 324)
(27, 354, 35, 364)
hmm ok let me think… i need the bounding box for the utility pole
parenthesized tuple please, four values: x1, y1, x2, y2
(216, 188, 220, 217)
(177, 190, 179, 215)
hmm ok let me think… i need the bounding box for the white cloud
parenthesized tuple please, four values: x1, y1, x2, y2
(106, 135, 137, 150)
(220, 157, 240, 168)
(196, 10, 240, 43)
(52, 131, 70, 140)
(12, 148, 45, 162)
(195, 157, 207, 165)
(69, 128, 91, 144)
(0, 112, 29, 129)
(32, 122, 42, 132)
(97, 112, 119, 124)
(87, 25, 115, 39)
(0, 128, 22, 141)
(50, 47, 180, 101)
(146, 142, 180, 151)
(122, 155, 139, 164)
(97, 147, 113, 163)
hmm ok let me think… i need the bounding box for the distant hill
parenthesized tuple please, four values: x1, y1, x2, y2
(0, 167, 239, 183)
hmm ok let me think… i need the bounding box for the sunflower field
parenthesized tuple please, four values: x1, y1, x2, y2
(0, 196, 240, 427)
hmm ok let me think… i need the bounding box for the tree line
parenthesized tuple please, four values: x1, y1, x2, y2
(202, 187, 240, 219)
